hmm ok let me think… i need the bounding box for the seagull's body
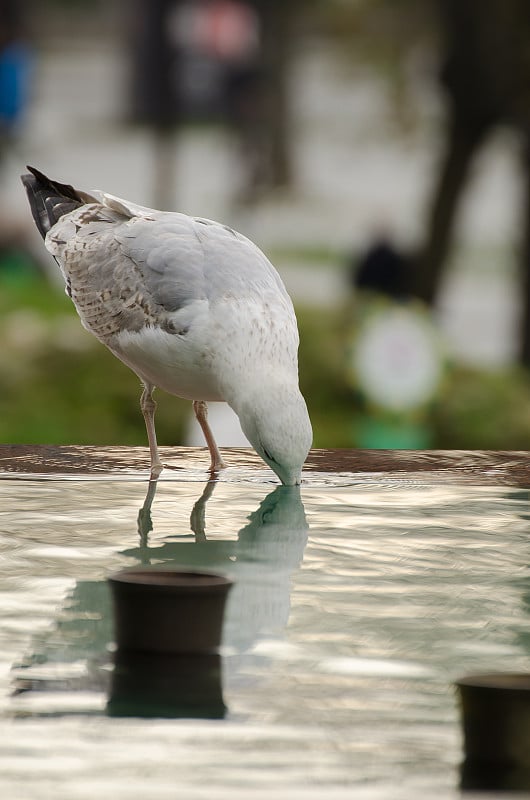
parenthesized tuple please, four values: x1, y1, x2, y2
(21, 167, 312, 485)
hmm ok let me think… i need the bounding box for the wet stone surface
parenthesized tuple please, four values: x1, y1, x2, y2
(1, 445, 529, 484)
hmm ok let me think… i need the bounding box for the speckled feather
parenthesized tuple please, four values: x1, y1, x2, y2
(50, 199, 288, 315)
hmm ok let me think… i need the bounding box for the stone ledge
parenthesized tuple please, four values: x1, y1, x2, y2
(0, 445, 529, 486)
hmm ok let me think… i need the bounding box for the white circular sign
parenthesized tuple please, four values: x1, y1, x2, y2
(352, 305, 442, 411)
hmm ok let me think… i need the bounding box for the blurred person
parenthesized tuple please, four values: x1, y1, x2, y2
(0, 0, 31, 162)
(172, 0, 260, 120)
(128, 0, 294, 206)
(211, 0, 268, 199)
(0, 0, 37, 281)
(128, 0, 264, 206)
(169, 0, 294, 196)
(351, 234, 412, 301)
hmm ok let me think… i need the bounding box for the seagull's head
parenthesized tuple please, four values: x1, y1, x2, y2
(237, 381, 313, 486)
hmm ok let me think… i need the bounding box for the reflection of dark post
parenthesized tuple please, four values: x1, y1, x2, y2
(108, 651, 225, 719)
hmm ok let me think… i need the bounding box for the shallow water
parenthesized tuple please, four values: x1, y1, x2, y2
(1, 464, 530, 799)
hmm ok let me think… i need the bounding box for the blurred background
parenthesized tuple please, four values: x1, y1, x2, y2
(2, 0, 530, 451)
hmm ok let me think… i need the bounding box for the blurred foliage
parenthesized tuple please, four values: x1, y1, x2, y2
(0, 273, 189, 446)
(314, 0, 437, 64)
(3, 271, 530, 450)
(297, 306, 353, 447)
(433, 366, 530, 449)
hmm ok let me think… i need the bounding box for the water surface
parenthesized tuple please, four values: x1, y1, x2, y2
(1, 455, 530, 799)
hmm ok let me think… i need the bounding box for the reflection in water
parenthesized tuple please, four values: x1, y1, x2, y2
(137, 477, 159, 545)
(11, 480, 308, 718)
(107, 651, 225, 719)
(138, 475, 218, 543)
(190, 479, 218, 541)
(5, 473, 530, 794)
(12, 579, 113, 699)
(460, 757, 530, 793)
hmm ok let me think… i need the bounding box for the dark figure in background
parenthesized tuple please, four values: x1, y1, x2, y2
(412, 0, 530, 366)
(353, 236, 411, 301)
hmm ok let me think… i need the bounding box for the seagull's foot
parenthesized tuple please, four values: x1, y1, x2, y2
(209, 456, 227, 475)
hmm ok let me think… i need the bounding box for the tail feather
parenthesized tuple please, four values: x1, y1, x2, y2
(21, 165, 85, 239)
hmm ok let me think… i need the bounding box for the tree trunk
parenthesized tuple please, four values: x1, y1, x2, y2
(413, 112, 488, 304)
(520, 137, 530, 366)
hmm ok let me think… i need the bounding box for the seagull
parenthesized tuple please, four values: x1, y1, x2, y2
(21, 166, 312, 485)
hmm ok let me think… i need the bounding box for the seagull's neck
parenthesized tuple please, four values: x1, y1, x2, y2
(223, 367, 301, 419)
(226, 369, 312, 481)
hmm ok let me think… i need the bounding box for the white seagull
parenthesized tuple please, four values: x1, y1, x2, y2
(21, 167, 312, 485)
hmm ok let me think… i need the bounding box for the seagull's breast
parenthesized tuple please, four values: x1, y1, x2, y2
(112, 288, 298, 404)
(112, 301, 224, 401)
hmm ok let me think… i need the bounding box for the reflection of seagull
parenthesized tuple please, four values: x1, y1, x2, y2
(137, 478, 159, 546)
(132, 482, 309, 651)
(237, 486, 308, 569)
(227, 486, 309, 650)
(138, 475, 217, 543)
(21, 167, 312, 485)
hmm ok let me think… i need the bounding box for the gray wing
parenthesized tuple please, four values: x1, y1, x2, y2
(46, 207, 207, 341)
(116, 212, 291, 309)
(47, 203, 291, 344)
(114, 214, 208, 312)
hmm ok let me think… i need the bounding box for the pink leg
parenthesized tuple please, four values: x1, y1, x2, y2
(193, 400, 227, 473)
(140, 383, 163, 478)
